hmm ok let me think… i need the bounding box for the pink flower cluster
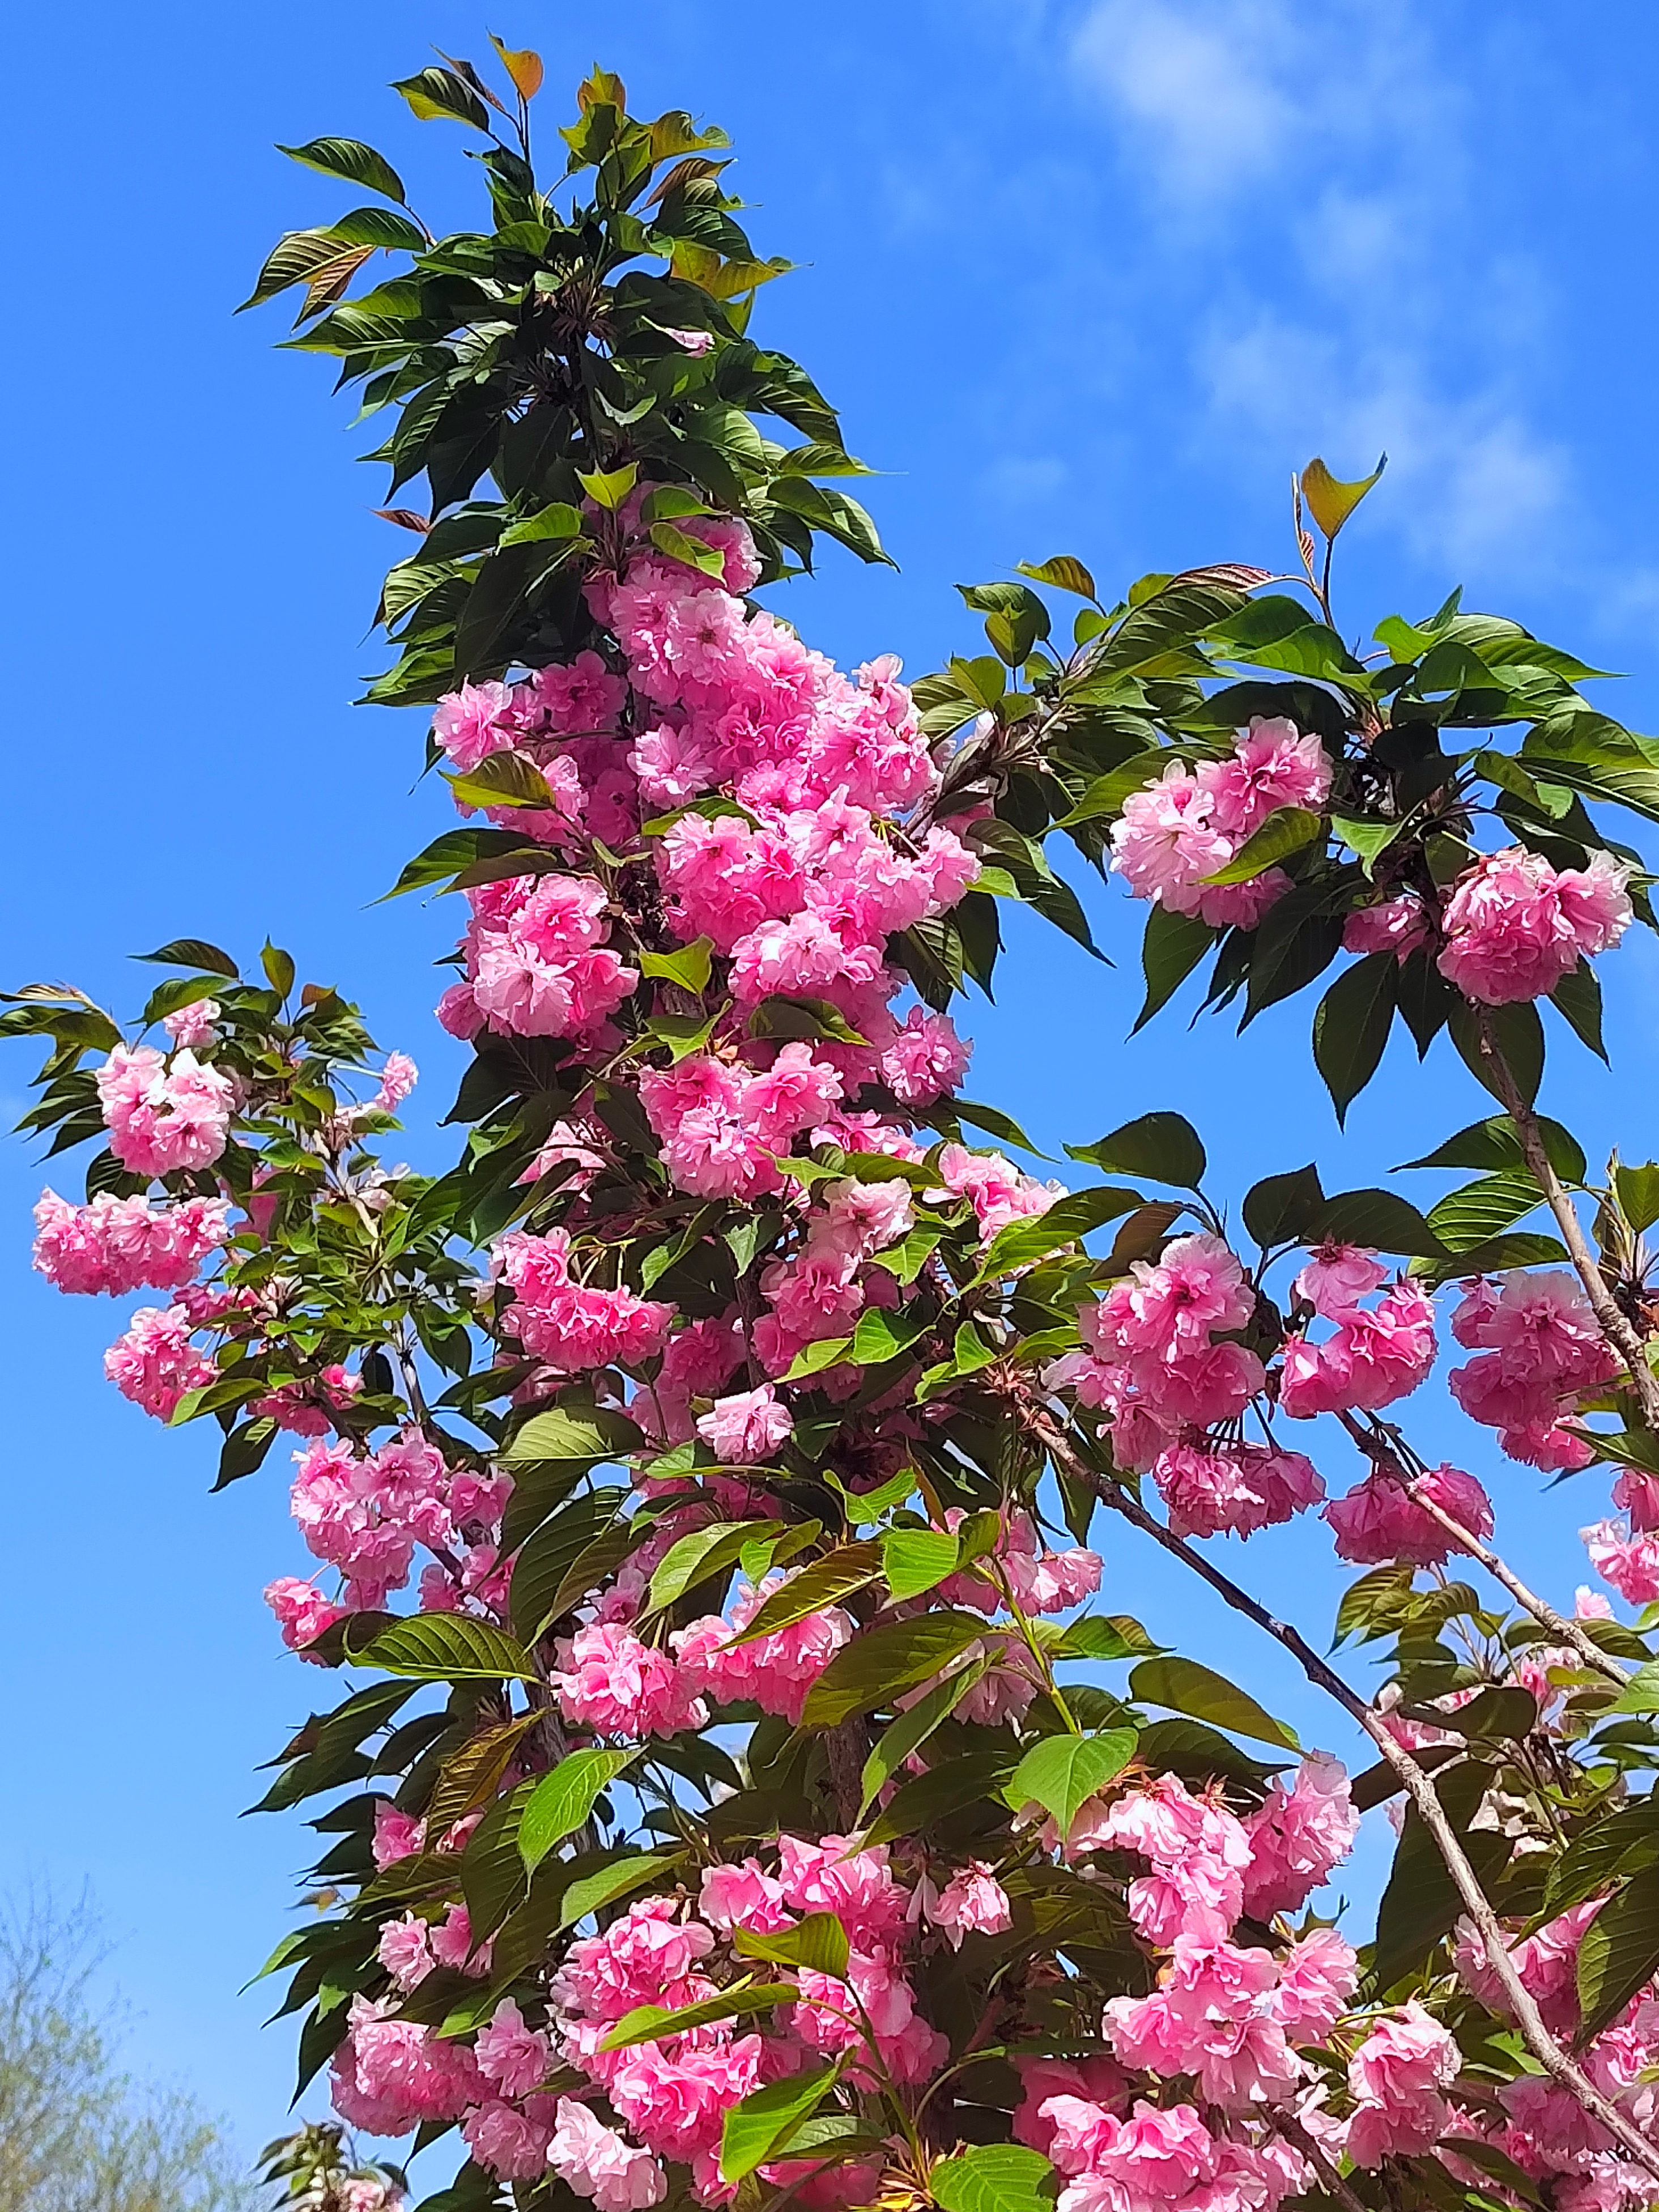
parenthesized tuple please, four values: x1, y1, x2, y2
(283, 1428, 511, 1613)
(1583, 1512, 1659, 1606)
(1449, 1270, 1618, 1471)
(938, 1508, 1103, 1616)
(1324, 1462, 1494, 1567)
(440, 874, 638, 1046)
(1041, 2095, 1308, 2212)
(103, 1302, 216, 1419)
(1054, 1235, 1327, 1543)
(428, 513, 983, 1205)
(95, 1043, 235, 1175)
(1342, 890, 1430, 961)
(534, 1843, 945, 2205)
(674, 1570, 855, 1724)
(748, 1172, 920, 1378)
(1109, 719, 1331, 931)
(32, 1188, 229, 1296)
(494, 1228, 673, 1373)
(1342, 2001, 1461, 2166)
(1278, 1248, 1437, 1419)
(1437, 846, 1631, 1006)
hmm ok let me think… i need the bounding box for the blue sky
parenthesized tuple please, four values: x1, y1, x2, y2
(5, 0, 1659, 2164)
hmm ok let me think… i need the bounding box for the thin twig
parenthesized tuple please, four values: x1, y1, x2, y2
(1336, 1412, 1629, 1685)
(1272, 2112, 1368, 2212)
(1021, 1403, 1659, 2184)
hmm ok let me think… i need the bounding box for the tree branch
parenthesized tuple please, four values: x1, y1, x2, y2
(1022, 1402, 1659, 2184)
(1335, 1411, 1629, 1685)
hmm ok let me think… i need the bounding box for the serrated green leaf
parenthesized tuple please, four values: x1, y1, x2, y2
(1128, 1657, 1300, 1750)
(520, 1749, 636, 1871)
(1005, 1730, 1139, 1834)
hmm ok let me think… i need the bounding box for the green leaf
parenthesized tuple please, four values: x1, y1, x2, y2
(1427, 1170, 1542, 1254)
(1448, 996, 1545, 1108)
(1067, 1111, 1206, 1189)
(857, 1661, 988, 1817)
(1134, 907, 1218, 1030)
(505, 1406, 643, 1468)
(1314, 1188, 1444, 1258)
(728, 1543, 883, 1645)
(135, 937, 240, 977)
(860, 1750, 1020, 1850)
(720, 2064, 841, 2183)
(643, 1521, 784, 1617)
(325, 205, 427, 251)
(846, 1308, 928, 1366)
(650, 521, 727, 578)
(801, 1612, 989, 1728)
(1617, 1163, 1659, 1235)
(1399, 1114, 1586, 1185)
(1201, 806, 1324, 886)
(1242, 1164, 1327, 1248)
(1016, 555, 1098, 600)
(497, 502, 584, 548)
(359, 1615, 539, 1682)
(1313, 954, 1397, 1124)
(881, 1528, 962, 1601)
(1128, 1657, 1300, 1750)
(975, 1185, 1142, 1282)
(951, 1098, 1047, 1155)
(391, 67, 491, 129)
(520, 1749, 636, 1871)
(1052, 1615, 1163, 1661)
(599, 1983, 797, 2053)
(780, 1335, 854, 1384)
(1576, 1862, 1659, 2040)
(1330, 813, 1408, 877)
(1005, 1730, 1139, 1834)
(1606, 1661, 1659, 1715)
(1551, 960, 1607, 1062)
(277, 137, 407, 204)
(640, 937, 714, 993)
(577, 462, 640, 510)
(559, 1852, 679, 1929)
(380, 827, 539, 900)
(734, 1912, 850, 1980)
(931, 2144, 1058, 2212)
(1300, 453, 1387, 539)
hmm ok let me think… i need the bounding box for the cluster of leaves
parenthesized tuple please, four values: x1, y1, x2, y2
(247, 56, 885, 709)
(922, 465, 1656, 1119)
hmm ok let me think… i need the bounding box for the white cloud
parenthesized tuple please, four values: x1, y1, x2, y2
(1069, 0, 1296, 203)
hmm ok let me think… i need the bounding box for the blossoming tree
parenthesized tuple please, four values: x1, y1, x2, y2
(13, 45, 1659, 2212)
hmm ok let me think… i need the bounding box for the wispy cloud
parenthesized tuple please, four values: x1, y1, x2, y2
(1063, 0, 1572, 589)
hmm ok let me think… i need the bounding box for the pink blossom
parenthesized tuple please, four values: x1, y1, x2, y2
(475, 1998, 552, 2098)
(372, 1053, 418, 1112)
(935, 1144, 1062, 1243)
(675, 1576, 853, 1724)
(463, 2101, 554, 2181)
(882, 1006, 971, 1105)
(377, 1914, 433, 1992)
(1197, 717, 1332, 839)
(1104, 1935, 1304, 2109)
(1325, 1463, 1493, 1566)
(773, 1833, 909, 1947)
(1344, 2001, 1460, 2167)
(495, 1228, 671, 1373)
(162, 997, 220, 1047)
(1449, 1269, 1617, 1470)
(547, 2098, 667, 2211)
(32, 1189, 229, 1296)
(1278, 1281, 1437, 1418)
(263, 1576, 343, 1660)
(694, 1385, 793, 1464)
(550, 1623, 707, 1738)
(433, 678, 516, 772)
(329, 1993, 483, 2136)
(1240, 1754, 1360, 1919)
(697, 1860, 791, 1934)
(103, 1303, 215, 1419)
(1583, 1518, 1659, 1605)
(1293, 1242, 1388, 1317)
(1011, 2058, 1129, 2155)
(371, 1802, 426, 1869)
(1153, 1442, 1323, 1541)
(96, 1044, 235, 1175)
(1439, 845, 1631, 1005)
(928, 1862, 1012, 1947)
(429, 1903, 487, 1976)
(1342, 892, 1430, 960)
(1453, 1901, 1602, 2036)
